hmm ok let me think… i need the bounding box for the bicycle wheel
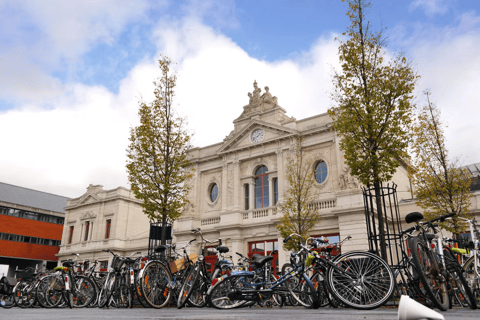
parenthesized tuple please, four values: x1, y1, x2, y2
(97, 273, 116, 308)
(281, 263, 299, 306)
(208, 275, 249, 309)
(0, 294, 15, 308)
(463, 254, 480, 307)
(135, 275, 151, 308)
(36, 275, 63, 308)
(327, 251, 395, 310)
(288, 272, 320, 309)
(140, 261, 172, 309)
(187, 275, 208, 308)
(72, 276, 96, 308)
(443, 247, 476, 309)
(177, 263, 200, 308)
(409, 237, 449, 311)
(14, 280, 36, 308)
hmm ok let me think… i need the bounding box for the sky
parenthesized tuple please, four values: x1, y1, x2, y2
(1, 0, 480, 198)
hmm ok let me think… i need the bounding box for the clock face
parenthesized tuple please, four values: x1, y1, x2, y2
(252, 129, 264, 143)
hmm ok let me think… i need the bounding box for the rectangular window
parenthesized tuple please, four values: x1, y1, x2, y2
(100, 260, 108, 272)
(244, 184, 249, 210)
(84, 221, 90, 241)
(105, 219, 111, 239)
(68, 226, 74, 244)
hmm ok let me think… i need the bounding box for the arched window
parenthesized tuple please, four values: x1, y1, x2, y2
(315, 161, 328, 184)
(210, 184, 218, 202)
(255, 166, 269, 208)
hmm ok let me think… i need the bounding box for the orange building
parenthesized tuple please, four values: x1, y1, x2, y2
(0, 182, 68, 276)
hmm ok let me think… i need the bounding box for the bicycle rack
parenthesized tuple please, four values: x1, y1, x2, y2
(363, 183, 405, 267)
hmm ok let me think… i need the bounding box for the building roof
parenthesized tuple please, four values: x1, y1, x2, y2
(465, 162, 480, 178)
(0, 182, 69, 213)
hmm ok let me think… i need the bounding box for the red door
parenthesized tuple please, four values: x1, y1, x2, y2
(248, 240, 279, 276)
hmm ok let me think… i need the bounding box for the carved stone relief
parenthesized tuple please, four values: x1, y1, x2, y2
(339, 166, 361, 190)
(80, 211, 97, 220)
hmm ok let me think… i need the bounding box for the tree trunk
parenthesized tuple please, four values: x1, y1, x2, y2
(161, 213, 167, 245)
(374, 180, 388, 261)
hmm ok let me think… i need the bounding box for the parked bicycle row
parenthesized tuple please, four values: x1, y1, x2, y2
(393, 211, 480, 311)
(1, 214, 480, 311)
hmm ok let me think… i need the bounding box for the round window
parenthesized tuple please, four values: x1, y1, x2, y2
(210, 184, 219, 202)
(315, 161, 328, 184)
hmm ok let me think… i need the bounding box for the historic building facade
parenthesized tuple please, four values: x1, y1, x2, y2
(56, 83, 480, 270)
(56, 185, 149, 270)
(173, 81, 414, 268)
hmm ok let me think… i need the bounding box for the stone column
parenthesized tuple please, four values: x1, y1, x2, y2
(276, 149, 284, 202)
(89, 221, 94, 241)
(222, 161, 228, 211)
(230, 237, 244, 265)
(249, 181, 255, 210)
(268, 177, 274, 208)
(233, 159, 240, 209)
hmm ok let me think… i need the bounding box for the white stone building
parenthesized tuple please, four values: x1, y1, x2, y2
(173, 81, 414, 269)
(57, 82, 480, 271)
(57, 185, 150, 270)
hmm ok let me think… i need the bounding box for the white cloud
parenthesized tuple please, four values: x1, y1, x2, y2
(2, 4, 480, 199)
(409, 0, 451, 16)
(0, 0, 156, 104)
(0, 17, 340, 197)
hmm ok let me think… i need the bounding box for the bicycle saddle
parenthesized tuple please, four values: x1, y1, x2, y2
(405, 212, 424, 224)
(217, 246, 229, 254)
(62, 260, 75, 268)
(251, 254, 273, 269)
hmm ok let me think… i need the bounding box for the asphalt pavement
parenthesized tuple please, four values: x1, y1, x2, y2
(0, 306, 478, 320)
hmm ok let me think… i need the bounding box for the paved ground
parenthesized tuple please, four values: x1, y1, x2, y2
(0, 306, 477, 320)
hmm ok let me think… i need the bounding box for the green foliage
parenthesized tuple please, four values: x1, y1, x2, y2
(329, 0, 417, 187)
(409, 92, 472, 233)
(277, 138, 321, 252)
(126, 55, 194, 222)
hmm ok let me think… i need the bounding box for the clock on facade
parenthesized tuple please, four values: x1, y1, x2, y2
(252, 129, 264, 143)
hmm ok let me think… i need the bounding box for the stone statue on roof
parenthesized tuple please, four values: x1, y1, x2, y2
(242, 81, 278, 116)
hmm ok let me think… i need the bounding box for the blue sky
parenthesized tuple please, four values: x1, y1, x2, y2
(1, 0, 479, 196)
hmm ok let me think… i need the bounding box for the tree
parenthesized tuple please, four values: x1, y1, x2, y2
(328, 0, 417, 259)
(277, 138, 322, 252)
(409, 92, 472, 234)
(126, 55, 193, 244)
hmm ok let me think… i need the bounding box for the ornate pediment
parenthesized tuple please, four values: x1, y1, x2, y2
(80, 211, 97, 220)
(218, 120, 298, 155)
(77, 194, 100, 206)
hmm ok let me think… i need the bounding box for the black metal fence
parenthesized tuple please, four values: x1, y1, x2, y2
(363, 183, 405, 267)
(147, 221, 172, 261)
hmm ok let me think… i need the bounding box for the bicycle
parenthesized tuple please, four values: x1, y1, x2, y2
(290, 233, 395, 310)
(459, 216, 480, 307)
(307, 236, 350, 308)
(140, 240, 197, 308)
(97, 250, 142, 308)
(0, 274, 17, 308)
(400, 211, 475, 310)
(207, 233, 321, 310)
(178, 228, 233, 308)
(12, 265, 46, 308)
(36, 254, 96, 308)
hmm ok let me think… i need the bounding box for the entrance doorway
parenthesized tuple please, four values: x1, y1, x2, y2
(248, 239, 279, 275)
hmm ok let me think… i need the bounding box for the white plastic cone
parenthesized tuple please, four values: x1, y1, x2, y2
(398, 295, 444, 320)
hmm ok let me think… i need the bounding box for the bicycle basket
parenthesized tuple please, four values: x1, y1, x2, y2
(111, 256, 125, 272)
